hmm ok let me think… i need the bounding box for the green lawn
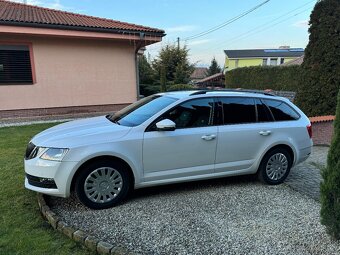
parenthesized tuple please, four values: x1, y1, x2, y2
(0, 123, 92, 255)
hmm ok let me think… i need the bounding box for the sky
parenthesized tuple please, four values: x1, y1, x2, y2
(12, 0, 316, 67)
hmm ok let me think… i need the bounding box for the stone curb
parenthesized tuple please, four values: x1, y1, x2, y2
(37, 194, 131, 255)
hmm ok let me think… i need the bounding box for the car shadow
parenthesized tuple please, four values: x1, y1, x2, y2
(129, 174, 259, 200)
(47, 174, 259, 209)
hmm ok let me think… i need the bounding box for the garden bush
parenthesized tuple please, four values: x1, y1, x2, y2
(225, 65, 301, 92)
(320, 89, 340, 239)
(168, 84, 194, 91)
(295, 0, 340, 116)
(140, 84, 160, 97)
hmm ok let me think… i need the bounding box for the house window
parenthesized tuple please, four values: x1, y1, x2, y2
(0, 45, 33, 84)
(262, 59, 267, 66)
(235, 59, 239, 68)
(270, 58, 278, 66)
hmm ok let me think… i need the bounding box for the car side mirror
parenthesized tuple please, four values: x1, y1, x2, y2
(156, 119, 176, 131)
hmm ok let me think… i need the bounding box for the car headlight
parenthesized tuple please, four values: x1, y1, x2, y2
(40, 148, 69, 161)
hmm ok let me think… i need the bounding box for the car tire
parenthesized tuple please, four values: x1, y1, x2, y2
(257, 148, 292, 185)
(75, 159, 131, 209)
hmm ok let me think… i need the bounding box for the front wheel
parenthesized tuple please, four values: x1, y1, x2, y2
(75, 160, 131, 209)
(257, 148, 292, 185)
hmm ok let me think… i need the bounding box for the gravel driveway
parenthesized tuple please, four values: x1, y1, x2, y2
(286, 146, 328, 201)
(49, 147, 340, 255)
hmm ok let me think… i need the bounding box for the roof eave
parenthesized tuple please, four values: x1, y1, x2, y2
(226, 55, 303, 59)
(0, 21, 166, 37)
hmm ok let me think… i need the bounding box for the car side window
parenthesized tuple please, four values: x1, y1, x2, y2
(255, 98, 274, 122)
(220, 97, 256, 125)
(263, 99, 299, 121)
(149, 98, 215, 130)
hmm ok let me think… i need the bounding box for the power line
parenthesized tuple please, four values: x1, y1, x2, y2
(148, 0, 271, 51)
(198, 0, 316, 54)
(147, 0, 316, 57)
(227, 7, 312, 45)
(183, 0, 271, 41)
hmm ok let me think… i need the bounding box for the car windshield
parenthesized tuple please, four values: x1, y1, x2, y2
(107, 95, 178, 127)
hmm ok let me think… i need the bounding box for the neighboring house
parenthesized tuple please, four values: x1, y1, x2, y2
(0, 0, 164, 119)
(281, 55, 304, 66)
(196, 73, 225, 88)
(224, 46, 304, 72)
(190, 67, 208, 83)
(263, 89, 296, 102)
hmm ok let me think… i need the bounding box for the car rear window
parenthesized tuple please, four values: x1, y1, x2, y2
(263, 99, 299, 121)
(255, 99, 274, 122)
(220, 97, 256, 124)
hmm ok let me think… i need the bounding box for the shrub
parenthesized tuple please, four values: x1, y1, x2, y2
(168, 84, 194, 91)
(225, 65, 301, 92)
(295, 0, 340, 116)
(320, 89, 340, 239)
(140, 84, 160, 97)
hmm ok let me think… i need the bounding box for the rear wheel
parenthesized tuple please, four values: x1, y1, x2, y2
(257, 148, 292, 185)
(75, 160, 131, 209)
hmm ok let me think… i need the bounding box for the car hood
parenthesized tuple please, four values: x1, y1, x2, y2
(31, 116, 132, 148)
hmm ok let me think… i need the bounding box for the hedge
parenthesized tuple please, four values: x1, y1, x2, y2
(168, 84, 195, 91)
(225, 65, 301, 92)
(294, 0, 340, 117)
(320, 89, 340, 239)
(140, 83, 195, 97)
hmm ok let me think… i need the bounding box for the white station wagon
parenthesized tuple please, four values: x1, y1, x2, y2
(24, 90, 313, 209)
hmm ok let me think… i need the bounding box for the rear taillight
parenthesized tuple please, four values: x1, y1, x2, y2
(307, 124, 312, 138)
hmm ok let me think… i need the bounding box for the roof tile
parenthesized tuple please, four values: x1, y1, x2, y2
(190, 67, 208, 79)
(309, 115, 335, 123)
(196, 73, 224, 83)
(281, 55, 304, 66)
(0, 0, 164, 34)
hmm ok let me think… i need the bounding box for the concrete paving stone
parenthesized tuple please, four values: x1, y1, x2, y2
(286, 146, 329, 201)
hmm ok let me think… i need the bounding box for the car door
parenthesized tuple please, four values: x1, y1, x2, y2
(215, 97, 273, 173)
(143, 97, 218, 182)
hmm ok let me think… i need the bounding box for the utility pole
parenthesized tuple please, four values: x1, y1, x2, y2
(177, 37, 180, 49)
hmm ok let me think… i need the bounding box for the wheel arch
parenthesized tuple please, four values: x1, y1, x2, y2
(259, 143, 296, 171)
(70, 155, 135, 193)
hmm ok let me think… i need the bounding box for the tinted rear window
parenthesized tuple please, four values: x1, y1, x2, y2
(220, 97, 256, 124)
(255, 99, 273, 122)
(263, 99, 299, 121)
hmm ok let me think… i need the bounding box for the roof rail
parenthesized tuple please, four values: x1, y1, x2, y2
(190, 89, 276, 96)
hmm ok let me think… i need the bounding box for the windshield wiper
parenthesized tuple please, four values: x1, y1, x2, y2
(106, 115, 120, 125)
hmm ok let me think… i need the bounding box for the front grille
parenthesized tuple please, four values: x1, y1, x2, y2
(26, 174, 57, 189)
(25, 142, 37, 160)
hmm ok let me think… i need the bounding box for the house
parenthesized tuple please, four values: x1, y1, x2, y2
(196, 73, 225, 88)
(0, 0, 164, 119)
(190, 67, 208, 83)
(224, 46, 304, 72)
(281, 55, 304, 66)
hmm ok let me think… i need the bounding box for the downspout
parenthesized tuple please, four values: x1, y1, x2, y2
(135, 32, 145, 100)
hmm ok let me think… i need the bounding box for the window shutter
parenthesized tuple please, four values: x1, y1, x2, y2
(0, 45, 33, 84)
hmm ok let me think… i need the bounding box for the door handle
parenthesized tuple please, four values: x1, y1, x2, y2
(201, 134, 216, 141)
(259, 130, 271, 136)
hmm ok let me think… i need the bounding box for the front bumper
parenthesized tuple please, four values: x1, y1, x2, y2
(24, 157, 79, 197)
